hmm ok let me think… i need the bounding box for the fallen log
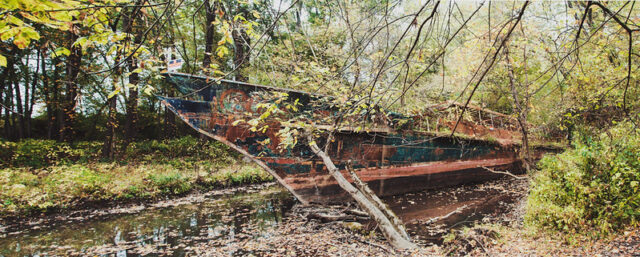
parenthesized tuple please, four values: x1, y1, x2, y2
(346, 161, 411, 241)
(308, 135, 416, 249)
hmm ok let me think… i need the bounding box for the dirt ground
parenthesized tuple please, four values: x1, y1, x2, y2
(2, 178, 638, 257)
(169, 198, 640, 257)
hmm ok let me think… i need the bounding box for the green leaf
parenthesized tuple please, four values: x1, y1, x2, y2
(0, 54, 6, 67)
(74, 37, 88, 48)
(6, 15, 23, 26)
(53, 47, 71, 57)
(0, 27, 18, 41)
(21, 26, 39, 40)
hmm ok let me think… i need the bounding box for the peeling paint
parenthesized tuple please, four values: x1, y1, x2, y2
(159, 73, 526, 203)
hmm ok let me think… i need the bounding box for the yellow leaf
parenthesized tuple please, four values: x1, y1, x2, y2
(0, 54, 6, 67)
(216, 45, 228, 58)
(143, 86, 154, 95)
(13, 33, 28, 49)
(217, 37, 226, 46)
(108, 88, 121, 99)
(1, 27, 18, 41)
(6, 15, 23, 26)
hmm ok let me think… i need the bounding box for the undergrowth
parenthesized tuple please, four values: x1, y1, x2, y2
(526, 122, 640, 239)
(0, 136, 274, 217)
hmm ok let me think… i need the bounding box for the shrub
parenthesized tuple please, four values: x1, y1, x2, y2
(125, 136, 236, 165)
(526, 122, 640, 237)
(0, 140, 101, 168)
(149, 172, 192, 195)
(0, 137, 236, 168)
(8, 139, 67, 167)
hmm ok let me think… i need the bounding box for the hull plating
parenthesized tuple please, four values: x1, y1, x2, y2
(159, 73, 522, 203)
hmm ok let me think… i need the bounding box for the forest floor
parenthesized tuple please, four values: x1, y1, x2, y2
(2, 136, 638, 256)
(438, 177, 640, 257)
(1, 174, 638, 256)
(181, 177, 639, 257)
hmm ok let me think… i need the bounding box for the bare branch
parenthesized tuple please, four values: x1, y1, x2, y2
(450, 1, 530, 136)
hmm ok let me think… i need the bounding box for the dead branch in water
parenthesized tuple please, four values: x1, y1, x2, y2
(307, 213, 369, 223)
(423, 204, 469, 225)
(481, 166, 527, 180)
(345, 208, 369, 217)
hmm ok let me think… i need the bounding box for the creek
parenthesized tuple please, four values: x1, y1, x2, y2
(0, 177, 523, 256)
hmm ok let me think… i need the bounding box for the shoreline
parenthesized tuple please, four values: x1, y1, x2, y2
(0, 182, 280, 236)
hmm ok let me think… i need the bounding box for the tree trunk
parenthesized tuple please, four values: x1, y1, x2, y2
(123, 42, 141, 148)
(307, 135, 416, 249)
(5, 74, 14, 139)
(232, 27, 249, 82)
(124, 70, 139, 147)
(27, 49, 40, 137)
(102, 83, 118, 158)
(4, 55, 18, 140)
(163, 89, 177, 138)
(17, 54, 29, 139)
(50, 57, 63, 140)
(60, 30, 83, 142)
(121, 0, 145, 149)
(202, 0, 216, 69)
(13, 75, 24, 139)
(0, 55, 10, 139)
(41, 51, 52, 139)
(505, 47, 531, 171)
(345, 162, 410, 241)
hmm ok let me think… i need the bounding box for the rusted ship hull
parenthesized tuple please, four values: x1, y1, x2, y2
(158, 73, 523, 204)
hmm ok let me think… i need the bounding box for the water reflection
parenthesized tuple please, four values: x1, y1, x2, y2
(384, 178, 520, 244)
(0, 186, 295, 257)
(0, 178, 522, 256)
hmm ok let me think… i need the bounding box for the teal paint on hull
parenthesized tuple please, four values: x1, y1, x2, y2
(158, 72, 523, 203)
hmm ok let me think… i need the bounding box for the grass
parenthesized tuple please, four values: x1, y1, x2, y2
(0, 136, 274, 217)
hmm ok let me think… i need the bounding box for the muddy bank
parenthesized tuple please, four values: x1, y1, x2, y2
(1, 176, 529, 256)
(0, 182, 280, 236)
(387, 175, 528, 245)
(5, 175, 636, 257)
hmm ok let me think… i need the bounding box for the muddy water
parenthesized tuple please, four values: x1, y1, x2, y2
(386, 177, 523, 244)
(0, 186, 296, 257)
(0, 178, 522, 256)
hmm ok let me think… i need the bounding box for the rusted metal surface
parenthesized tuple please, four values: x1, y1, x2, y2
(158, 72, 525, 203)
